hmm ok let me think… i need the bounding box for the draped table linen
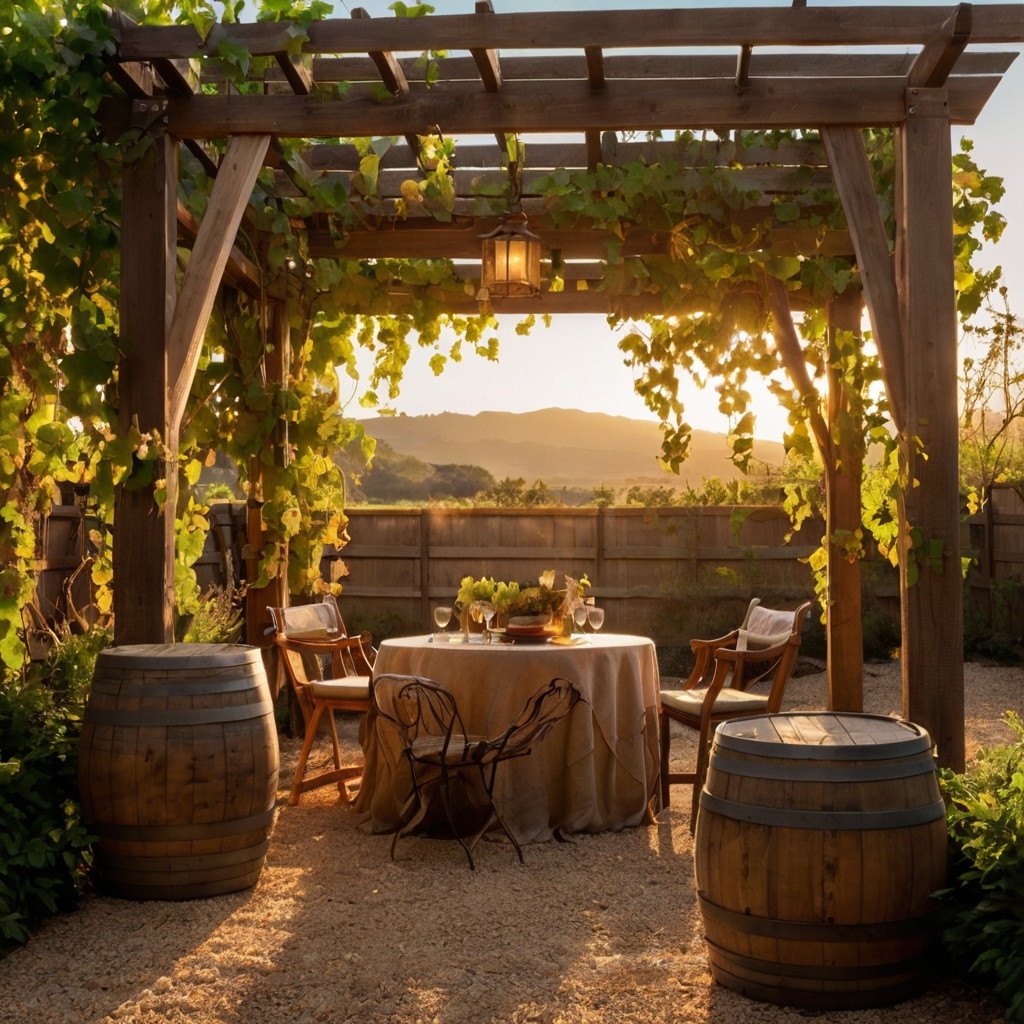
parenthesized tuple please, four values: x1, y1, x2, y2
(354, 634, 662, 843)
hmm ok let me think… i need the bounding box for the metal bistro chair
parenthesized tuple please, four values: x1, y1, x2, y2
(659, 599, 813, 832)
(373, 674, 585, 870)
(269, 597, 376, 807)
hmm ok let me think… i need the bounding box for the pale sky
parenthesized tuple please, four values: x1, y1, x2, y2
(317, 0, 1024, 441)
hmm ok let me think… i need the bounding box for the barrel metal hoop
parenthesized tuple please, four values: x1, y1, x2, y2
(699, 791, 946, 830)
(92, 807, 275, 843)
(708, 751, 939, 783)
(698, 894, 940, 942)
(705, 939, 931, 981)
(89, 674, 262, 698)
(84, 700, 273, 728)
(95, 840, 270, 873)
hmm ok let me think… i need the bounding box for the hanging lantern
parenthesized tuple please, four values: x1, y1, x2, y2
(479, 213, 542, 299)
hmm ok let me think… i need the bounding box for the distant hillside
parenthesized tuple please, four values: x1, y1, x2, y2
(359, 409, 785, 489)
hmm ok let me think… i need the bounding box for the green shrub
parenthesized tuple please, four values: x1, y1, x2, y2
(0, 627, 109, 949)
(939, 713, 1024, 1021)
(178, 585, 244, 644)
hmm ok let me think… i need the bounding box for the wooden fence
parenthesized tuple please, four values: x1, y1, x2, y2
(332, 505, 823, 642)
(29, 484, 1024, 652)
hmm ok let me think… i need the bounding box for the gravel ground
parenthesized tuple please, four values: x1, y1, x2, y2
(1, 660, 1021, 1024)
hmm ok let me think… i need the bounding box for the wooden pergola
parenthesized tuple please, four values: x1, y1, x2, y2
(100, 3, 1024, 770)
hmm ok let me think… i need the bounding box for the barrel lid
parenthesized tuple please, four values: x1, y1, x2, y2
(96, 643, 262, 670)
(714, 712, 933, 760)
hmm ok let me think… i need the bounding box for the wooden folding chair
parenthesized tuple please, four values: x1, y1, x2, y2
(659, 599, 813, 832)
(268, 598, 376, 806)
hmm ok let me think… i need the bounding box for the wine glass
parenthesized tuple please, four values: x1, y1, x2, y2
(433, 605, 452, 642)
(480, 602, 496, 644)
(587, 606, 606, 633)
(573, 604, 588, 632)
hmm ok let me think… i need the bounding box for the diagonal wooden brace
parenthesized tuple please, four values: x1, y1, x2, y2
(820, 124, 908, 433)
(168, 133, 270, 437)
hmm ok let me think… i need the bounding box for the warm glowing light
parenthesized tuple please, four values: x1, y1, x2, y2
(479, 215, 541, 299)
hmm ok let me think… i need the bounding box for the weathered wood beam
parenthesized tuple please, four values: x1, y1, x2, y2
(175, 200, 261, 298)
(115, 7, 1024, 59)
(585, 46, 605, 89)
(107, 74, 999, 139)
(114, 134, 178, 646)
(820, 125, 907, 432)
(381, 287, 815, 317)
(182, 138, 219, 178)
(908, 3, 974, 87)
(470, 1, 502, 92)
(274, 52, 313, 95)
(351, 8, 408, 96)
(825, 283, 866, 713)
(168, 134, 271, 435)
(303, 137, 832, 171)
(294, 163, 833, 199)
(735, 44, 753, 88)
(896, 87, 964, 771)
(108, 60, 159, 98)
(309, 222, 851, 260)
(261, 51, 1016, 84)
(152, 57, 198, 96)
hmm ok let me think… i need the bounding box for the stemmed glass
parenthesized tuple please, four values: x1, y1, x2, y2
(433, 605, 452, 642)
(573, 604, 588, 633)
(480, 602, 496, 644)
(587, 606, 606, 633)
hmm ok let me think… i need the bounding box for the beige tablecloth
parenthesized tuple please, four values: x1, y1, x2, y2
(354, 634, 662, 843)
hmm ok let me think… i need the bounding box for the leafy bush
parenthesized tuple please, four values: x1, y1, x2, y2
(939, 713, 1024, 1021)
(0, 627, 109, 948)
(178, 585, 245, 644)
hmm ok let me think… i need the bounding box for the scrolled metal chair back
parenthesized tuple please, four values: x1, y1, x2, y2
(482, 676, 585, 762)
(373, 673, 467, 762)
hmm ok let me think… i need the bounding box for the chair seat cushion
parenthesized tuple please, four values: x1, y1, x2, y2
(661, 687, 769, 717)
(309, 676, 370, 702)
(410, 734, 488, 764)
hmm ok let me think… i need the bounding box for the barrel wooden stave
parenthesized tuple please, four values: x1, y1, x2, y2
(80, 644, 279, 900)
(695, 713, 946, 1009)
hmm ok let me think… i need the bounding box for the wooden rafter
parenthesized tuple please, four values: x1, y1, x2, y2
(257, 50, 1016, 85)
(470, 1, 502, 92)
(308, 223, 852, 261)
(115, 6, 1024, 59)
(273, 163, 833, 200)
(301, 138, 833, 172)
(98, 75, 1000, 139)
(909, 2, 974, 87)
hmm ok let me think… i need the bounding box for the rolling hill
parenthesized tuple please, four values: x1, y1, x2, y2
(359, 408, 785, 489)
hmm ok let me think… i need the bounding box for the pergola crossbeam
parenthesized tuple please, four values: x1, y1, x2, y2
(255, 50, 1015, 85)
(98, 75, 1000, 139)
(115, 6, 1024, 59)
(302, 138, 833, 172)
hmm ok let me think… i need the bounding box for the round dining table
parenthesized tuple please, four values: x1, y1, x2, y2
(353, 633, 662, 844)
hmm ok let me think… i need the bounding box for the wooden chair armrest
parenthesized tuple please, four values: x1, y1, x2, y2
(690, 630, 739, 653)
(275, 634, 367, 655)
(713, 637, 794, 664)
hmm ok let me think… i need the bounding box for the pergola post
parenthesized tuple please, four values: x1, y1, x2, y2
(825, 284, 865, 712)
(113, 133, 179, 645)
(895, 88, 965, 771)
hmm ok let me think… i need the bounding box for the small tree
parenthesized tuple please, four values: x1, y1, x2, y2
(960, 287, 1024, 501)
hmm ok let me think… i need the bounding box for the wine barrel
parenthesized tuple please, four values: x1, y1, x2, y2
(79, 644, 279, 900)
(694, 712, 947, 1010)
